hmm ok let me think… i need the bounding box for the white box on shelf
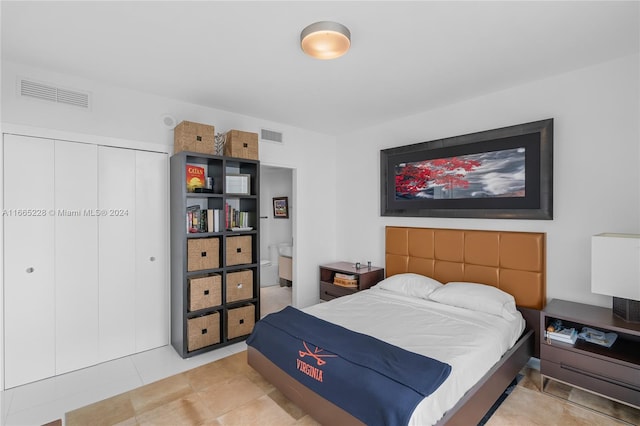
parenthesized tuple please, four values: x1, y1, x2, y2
(225, 174, 251, 195)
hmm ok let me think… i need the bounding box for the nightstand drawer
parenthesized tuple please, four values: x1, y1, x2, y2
(320, 281, 356, 301)
(541, 344, 640, 397)
(542, 358, 640, 408)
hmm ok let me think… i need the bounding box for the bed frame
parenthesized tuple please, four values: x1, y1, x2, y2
(248, 226, 546, 425)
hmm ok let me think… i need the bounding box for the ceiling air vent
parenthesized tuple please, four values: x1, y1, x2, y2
(19, 78, 90, 109)
(260, 128, 283, 144)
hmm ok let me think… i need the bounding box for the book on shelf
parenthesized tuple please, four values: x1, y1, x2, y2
(186, 205, 221, 233)
(224, 202, 252, 230)
(546, 327, 578, 344)
(207, 208, 214, 233)
(213, 209, 220, 232)
(335, 273, 356, 280)
(186, 165, 206, 192)
(333, 277, 358, 288)
(200, 209, 208, 233)
(187, 205, 200, 233)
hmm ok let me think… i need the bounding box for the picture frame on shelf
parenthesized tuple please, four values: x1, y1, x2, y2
(273, 196, 289, 218)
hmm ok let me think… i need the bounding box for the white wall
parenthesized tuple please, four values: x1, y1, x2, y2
(3, 53, 638, 311)
(335, 53, 640, 308)
(1, 60, 338, 309)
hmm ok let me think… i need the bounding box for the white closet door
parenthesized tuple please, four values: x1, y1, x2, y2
(4, 134, 55, 388)
(98, 146, 136, 362)
(135, 151, 168, 351)
(55, 141, 99, 374)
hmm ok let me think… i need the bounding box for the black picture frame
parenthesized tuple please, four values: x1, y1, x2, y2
(380, 119, 553, 219)
(273, 196, 289, 218)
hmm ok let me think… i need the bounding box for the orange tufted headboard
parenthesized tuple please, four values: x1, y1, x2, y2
(385, 227, 546, 310)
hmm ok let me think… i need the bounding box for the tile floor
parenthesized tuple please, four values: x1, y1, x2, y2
(1, 285, 292, 426)
(486, 365, 640, 425)
(65, 350, 315, 426)
(63, 353, 640, 426)
(1, 343, 248, 426)
(3, 284, 638, 426)
(259, 285, 292, 318)
(4, 344, 639, 426)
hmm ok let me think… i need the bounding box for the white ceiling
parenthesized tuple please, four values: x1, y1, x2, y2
(2, 1, 638, 135)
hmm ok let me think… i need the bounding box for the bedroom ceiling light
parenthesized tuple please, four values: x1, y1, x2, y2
(300, 21, 351, 60)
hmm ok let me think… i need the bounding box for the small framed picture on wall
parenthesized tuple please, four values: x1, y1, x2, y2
(273, 196, 289, 218)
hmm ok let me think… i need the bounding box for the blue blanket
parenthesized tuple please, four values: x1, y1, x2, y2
(246, 306, 451, 426)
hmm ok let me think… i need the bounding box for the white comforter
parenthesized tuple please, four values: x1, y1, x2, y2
(302, 287, 525, 426)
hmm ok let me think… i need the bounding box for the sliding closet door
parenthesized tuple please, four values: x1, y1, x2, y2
(55, 141, 99, 374)
(98, 146, 136, 362)
(135, 150, 169, 351)
(3, 134, 55, 388)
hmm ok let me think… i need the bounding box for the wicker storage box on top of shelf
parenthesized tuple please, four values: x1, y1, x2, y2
(227, 304, 255, 339)
(226, 269, 253, 303)
(187, 312, 220, 352)
(224, 130, 258, 160)
(226, 235, 252, 266)
(187, 237, 220, 271)
(188, 274, 222, 311)
(175, 121, 216, 155)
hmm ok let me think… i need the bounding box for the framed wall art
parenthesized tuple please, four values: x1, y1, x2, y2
(273, 196, 289, 218)
(380, 119, 553, 219)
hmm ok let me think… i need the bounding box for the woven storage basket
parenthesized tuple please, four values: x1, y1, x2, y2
(227, 304, 255, 339)
(224, 130, 258, 160)
(188, 274, 222, 311)
(226, 235, 252, 266)
(174, 121, 215, 155)
(187, 237, 219, 272)
(187, 312, 220, 351)
(226, 270, 253, 303)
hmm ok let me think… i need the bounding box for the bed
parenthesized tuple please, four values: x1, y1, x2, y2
(248, 227, 546, 425)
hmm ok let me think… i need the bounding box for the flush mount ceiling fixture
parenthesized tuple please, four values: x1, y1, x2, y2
(300, 21, 351, 60)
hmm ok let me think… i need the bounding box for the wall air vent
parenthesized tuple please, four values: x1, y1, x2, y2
(260, 128, 283, 144)
(19, 78, 90, 109)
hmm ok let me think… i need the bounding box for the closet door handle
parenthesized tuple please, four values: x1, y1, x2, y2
(26, 267, 35, 273)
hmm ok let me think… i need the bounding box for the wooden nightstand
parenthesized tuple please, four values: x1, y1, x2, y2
(540, 299, 640, 411)
(319, 262, 385, 301)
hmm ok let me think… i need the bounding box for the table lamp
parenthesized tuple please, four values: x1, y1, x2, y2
(591, 233, 640, 322)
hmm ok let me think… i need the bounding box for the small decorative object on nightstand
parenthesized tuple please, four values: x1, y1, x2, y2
(540, 299, 640, 413)
(319, 262, 384, 301)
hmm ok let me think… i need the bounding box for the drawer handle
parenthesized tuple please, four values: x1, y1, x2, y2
(236, 248, 242, 253)
(196, 136, 202, 141)
(237, 283, 243, 289)
(239, 319, 245, 324)
(560, 363, 640, 392)
(26, 267, 35, 273)
(204, 290, 209, 295)
(201, 251, 207, 257)
(201, 328, 208, 334)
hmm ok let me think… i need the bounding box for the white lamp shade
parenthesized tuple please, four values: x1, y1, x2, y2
(591, 233, 640, 300)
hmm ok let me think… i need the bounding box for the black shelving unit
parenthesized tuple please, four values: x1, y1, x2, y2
(170, 151, 260, 358)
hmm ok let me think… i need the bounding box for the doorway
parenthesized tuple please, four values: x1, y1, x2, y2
(259, 164, 294, 316)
